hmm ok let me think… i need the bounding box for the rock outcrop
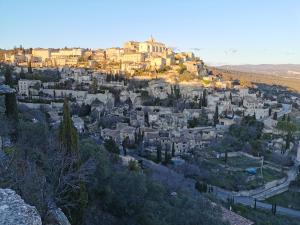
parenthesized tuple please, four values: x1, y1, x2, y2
(0, 188, 42, 225)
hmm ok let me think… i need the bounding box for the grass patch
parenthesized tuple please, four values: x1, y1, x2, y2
(265, 191, 300, 210)
(232, 203, 300, 225)
(193, 160, 286, 191)
(211, 156, 261, 169)
(3, 146, 15, 155)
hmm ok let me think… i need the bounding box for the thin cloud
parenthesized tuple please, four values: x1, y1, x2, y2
(224, 48, 238, 55)
(190, 48, 204, 52)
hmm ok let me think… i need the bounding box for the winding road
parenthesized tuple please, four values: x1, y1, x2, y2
(128, 153, 300, 219)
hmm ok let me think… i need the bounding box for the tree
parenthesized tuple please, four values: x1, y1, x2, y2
(164, 148, 170, 164)
(4, 66, 18, 121)
(128, 160, 139, 171)
(20, 67, 25, 79)
(198, 95, 202, 108)
(91, 77, 98, 94)
(213, 105, 219, 126)
(156, 144, 162, 162)
(104, 137, 120, 154)
(273, 112, 277, 120)
(78, 103, 91, 117)
(28, 60, 33, 74)
(224, 150, 228, 164)
(59, 98, 78, 155)
(276, 120, 297, 151)
(202, 89, 207, 107)
(195, 180, 207, 193)
(173, 85, 181, 99)
(4, 65, 14, 86)
(171, 142, 175, 157)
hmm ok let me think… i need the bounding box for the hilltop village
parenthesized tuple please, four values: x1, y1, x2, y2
(1, 38, 300, 225)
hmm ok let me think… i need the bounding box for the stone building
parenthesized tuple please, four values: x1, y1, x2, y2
(139, 36, 167, 54)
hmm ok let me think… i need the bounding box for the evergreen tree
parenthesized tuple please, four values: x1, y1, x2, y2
(28, 60, 33, 74)
(285, 131, 292, 150)
(4, 66, 14, 86)
(198, 95, 202, 108)
(213, 105, 219, 126)
(20, 67, 25, 79)
(4, 66, 18, 121)
(171, 142, 175, 157)
(224, 150, 228, 164)
(273, 112, 277, 120)
(173, 85, 181, 99)
(202, 89, 207, 107)
(156, 144, 162, 162)
(91, 77, 98, 93)
(59, 98, 87, 225)
(59, 98, 78, 154)
(164, 147, 169, 164)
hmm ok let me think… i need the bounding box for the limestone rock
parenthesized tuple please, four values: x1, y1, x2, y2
(0, 188, 42, 225)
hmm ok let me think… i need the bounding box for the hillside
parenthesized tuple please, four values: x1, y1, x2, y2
(217, 64, 300, 76)
(212, 65, 300, 93)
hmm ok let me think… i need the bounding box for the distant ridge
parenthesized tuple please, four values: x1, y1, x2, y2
(217, 64, 300, 76)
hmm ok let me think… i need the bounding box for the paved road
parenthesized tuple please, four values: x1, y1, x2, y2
(130, 153, 300, 219)
(251, 163, 299, 200)
(213, 186, 300, 218)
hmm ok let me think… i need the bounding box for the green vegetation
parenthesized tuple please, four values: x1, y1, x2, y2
(104, 137, 120, 154)
(177, 63, 187, 74)
(188, 109, 209, 128)
(265, 191, 300, 210)
(277, 118, 298, 150)
(211, 116, 264, 155)
(232, 204, 300, 225)
(0, 94, 229, 224)
(59, 98, 79, 154)
(188, 156, 285, 191)
(4, 66, 18, 122)
(210, 156, 260, 169)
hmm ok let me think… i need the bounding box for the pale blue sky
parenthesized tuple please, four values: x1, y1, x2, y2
(0, 0, 299, 65)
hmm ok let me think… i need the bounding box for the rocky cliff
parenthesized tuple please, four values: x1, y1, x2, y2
(0, 188, 42, 225)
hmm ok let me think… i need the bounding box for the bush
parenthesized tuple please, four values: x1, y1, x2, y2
(128, 160, 139, 171)
(195, 180, 208, 193)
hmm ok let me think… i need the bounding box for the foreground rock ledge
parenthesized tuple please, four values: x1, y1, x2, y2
(0, 188, 42, 225)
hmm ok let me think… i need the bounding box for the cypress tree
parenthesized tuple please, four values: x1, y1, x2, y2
(156, 144, 162, 162)
(4, 66, 14, 86)
(19, 67, 25, 79)
(171, 142, 175, 157)
(164, 147, 169, 164)
(4, 66, 18, 121)
(273, 112, 277, 120)
(213, 105, 219, 126)
(28, 60, 33, 74)
(59, 98, 78, 155)
(202, 89, 207, 107)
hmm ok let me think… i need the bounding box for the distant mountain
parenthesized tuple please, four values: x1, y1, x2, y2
(217, 64, 300, 78)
